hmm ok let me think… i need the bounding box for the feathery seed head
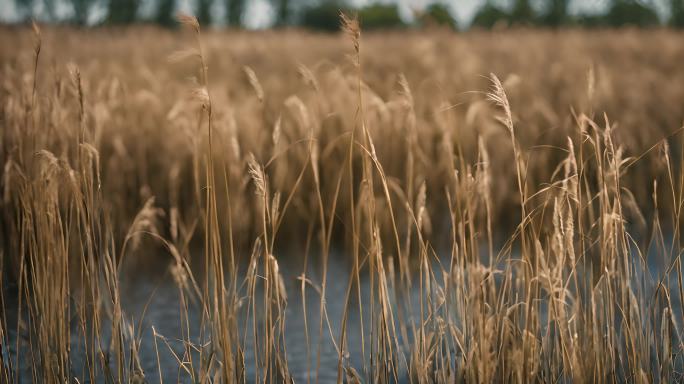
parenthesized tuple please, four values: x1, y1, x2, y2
(243, 66, 264, 103)
(247, 153, 265, 196)
(177, 13, 200, 33)
(487, 73, 513, 132)
(191, 87, 210, 109)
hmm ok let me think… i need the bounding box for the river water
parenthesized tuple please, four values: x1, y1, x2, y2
(3, 245, 683, 383)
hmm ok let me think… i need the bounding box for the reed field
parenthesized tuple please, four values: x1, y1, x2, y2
(1, 18, 684, 383)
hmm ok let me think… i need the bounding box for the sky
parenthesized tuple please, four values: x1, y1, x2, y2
(0, 0, 670, 28)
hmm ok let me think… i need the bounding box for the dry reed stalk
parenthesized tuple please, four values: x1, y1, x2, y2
(1, 20, 684, 384)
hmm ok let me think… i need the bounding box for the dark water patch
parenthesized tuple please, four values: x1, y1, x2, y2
(3, 237, 683, 382)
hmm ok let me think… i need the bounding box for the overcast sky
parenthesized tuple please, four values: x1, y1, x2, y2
(0, 0, 670, 27)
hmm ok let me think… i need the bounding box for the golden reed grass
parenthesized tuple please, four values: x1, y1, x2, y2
(1, 17, 684, 383)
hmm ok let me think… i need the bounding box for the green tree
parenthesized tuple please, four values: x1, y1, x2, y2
(196, 0, 212, 26)
(671, 0, 684, 27)
(106, 0, 138, 24)
(541, 0, 568, 26)
(358, 3, 405, 29)
(271, 0, 292, 26)
(44, 0, 57, 21)
(226, 0, 246, 26)
(156, 0, 177, 27)
(300, 1, 349, 31)
(605, 0, 659, 27)
(471, 2, 509, 28)
(73, 0, 96, 25)
(510, 0, 535, 25)
(421, 2, 457, 30)
(14, 0, 35, 21)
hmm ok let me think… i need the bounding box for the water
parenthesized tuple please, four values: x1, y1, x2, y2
(3, 253, 415, 383)
(3, 242, 683, 383)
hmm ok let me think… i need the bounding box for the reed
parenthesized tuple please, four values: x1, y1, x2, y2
(0, 20, 683, 383)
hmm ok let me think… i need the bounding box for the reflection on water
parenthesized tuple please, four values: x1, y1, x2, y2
(3, 243, 683, 383)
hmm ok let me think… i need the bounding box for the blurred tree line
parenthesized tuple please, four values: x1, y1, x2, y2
(472, 0, 671, 28)
(11, 0, 684, 29)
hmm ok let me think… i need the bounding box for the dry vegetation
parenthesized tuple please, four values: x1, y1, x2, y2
(1, 18, 684, 383)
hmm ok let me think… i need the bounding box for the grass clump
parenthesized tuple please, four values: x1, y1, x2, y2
(1, 17, 684, 383)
